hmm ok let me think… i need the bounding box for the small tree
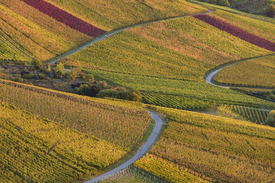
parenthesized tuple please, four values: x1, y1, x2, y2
(218, 0, 230, 6)
(209, 0, 217, 4)
(264, 110, 275, 127)
(53, 63, 65, 78)
(68, 68, 78, 81)
(229, 0, 237, 6)
(265, 4, 275, 18)
(127, 89, 143, 102)
(31, 59, 42, 70)
(99, 80, 109, 89)
(84, 74, 94, 83)
(89, 85, 102, 97)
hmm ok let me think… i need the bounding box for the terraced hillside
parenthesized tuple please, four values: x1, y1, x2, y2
(0, 102, 127, 182)
(135, 106, 275, 183)
(1, 0, 275, 182)
(61, 14, 272, 82)
(0, 0, 92, 61)
(0, 79, 152, 149)
(83, 70, 275, 109)
(42, 0, 208, 30)
(0, 32, 30, 62)
(214, 55, 275, 88)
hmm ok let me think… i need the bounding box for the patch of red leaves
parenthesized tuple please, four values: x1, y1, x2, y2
(193, 14, 275, 52)
(20, 0, 106, 37)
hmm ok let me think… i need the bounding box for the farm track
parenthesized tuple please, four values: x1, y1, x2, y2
(43, 8, 275, 182)
(205, 53, 275, 89)
(48, 10, 213, 65)
(85, 110, 163, 183)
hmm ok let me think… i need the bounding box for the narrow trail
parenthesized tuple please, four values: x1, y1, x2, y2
(48, 10, 213, 65)
(85, 111, 163, 183)
(205, 53, 275, 89)
(45, 8, 275, 182)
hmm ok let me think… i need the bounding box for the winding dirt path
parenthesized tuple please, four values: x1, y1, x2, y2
(49, 10, 213, 65)
(205, 54, 275, 88)
(85, 110, 163, 183)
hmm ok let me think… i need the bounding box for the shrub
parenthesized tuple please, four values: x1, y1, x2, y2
(79, 72, 85, 79)
(209, 0, 217, 4)
(75, 84, 101, 97)
(0, 73, 10, 80)
(97, 89, 142, 102)
(264, 110, 275, 127)
(84, 74, 94, 83)
(99, 80, 109, 89)
(31, 59, 42, 70)
(265, 4, 275, 18)
(53, 63, 65, 78)
(38, 74, 45, 79)
(90, 85, 102, 97)
(11, 77, 24, 82)
(22, 74, 34, 79)
(218, 0, 230, 6)
(26, 82, 34, 85)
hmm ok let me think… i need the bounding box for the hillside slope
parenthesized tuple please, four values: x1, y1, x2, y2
(60, 13, 272, 82)
(135, 106, 275, 183)
(0, 0, 92, 61)
(0, 102, 127, 182)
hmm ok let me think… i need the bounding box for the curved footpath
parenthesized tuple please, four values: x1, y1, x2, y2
(49, 10, 213, 65)
(205, 66, 230, 88)
(205, 54, 275, 88)
(85, 111, 163, 183)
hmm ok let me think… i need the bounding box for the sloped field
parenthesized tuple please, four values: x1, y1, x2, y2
(214, 55, 275, 88)
(20, 0, 106, 37)
(43, 0, 208, 30)
(135, 106, 275, 183)
(0, 0, 91, 61)
(194, 14, 275, 51)
(84, 69, 275, 108)
(0, 102, 127, 182)
(61, 16, 271, 82)
(209, 10, 275, 43)
(0, 32, 30, 62)
(0, 79, 151, 149)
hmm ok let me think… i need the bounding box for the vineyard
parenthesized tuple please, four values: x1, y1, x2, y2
(0, 102, 127, 182)
(84, 69, 275, 108)
(20, 0, 106, 37)
(209, 10, 275, 43)
(214, 55, 275, 88)
(42, 0, 207, 30)
(230, 105, 269, 124)
(193, 14, 275, 51)
(0, 32, 29, 62)
(216, 104, 269, 124)
(0, 79, 152, 149)
(138, 106, 275, 183)
(61, 15, 271, 82)
(134, 154, 208, 183)
(96, 165, 167, 183)
(0, 0, 91, 61)
(142, 93, 215, 110)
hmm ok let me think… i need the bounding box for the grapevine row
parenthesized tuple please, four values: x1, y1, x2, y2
(20, 0, 106, 37)
(0, 79, 151, 148)
(193, 14, 275, 52)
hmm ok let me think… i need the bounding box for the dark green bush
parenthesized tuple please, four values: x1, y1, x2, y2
(97, 89, 142, 102)
(22, 74, 34, 79)
(11, 77, 24, 82)
(264, 110, 275, 127)
(75, 84, 101, 97)
(218, 0, 230, 6)
(38, 74, 45, 79)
